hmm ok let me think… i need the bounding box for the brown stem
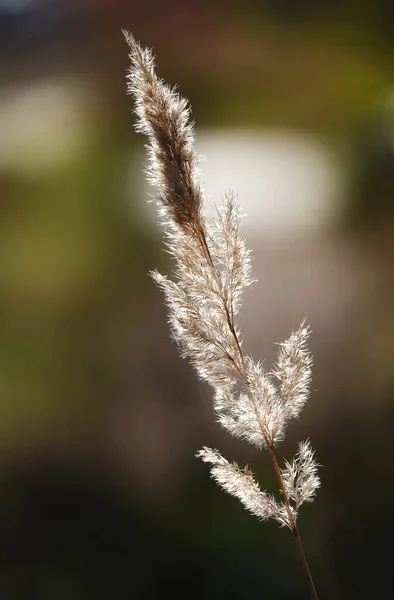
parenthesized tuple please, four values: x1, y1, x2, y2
(267, 445, 319, 600)
(196, 224, 214, 269)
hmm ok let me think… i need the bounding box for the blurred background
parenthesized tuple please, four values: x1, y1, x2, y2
(0, 1, 393, 598)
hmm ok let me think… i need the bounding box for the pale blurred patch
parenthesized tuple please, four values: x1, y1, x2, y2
(196, 129, 347, 237)
(0, 78, 95, 174)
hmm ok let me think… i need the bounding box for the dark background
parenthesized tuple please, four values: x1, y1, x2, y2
(0, 1, 393, 598)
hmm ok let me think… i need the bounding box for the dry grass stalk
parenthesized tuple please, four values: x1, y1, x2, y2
(124, 31, 320, 599)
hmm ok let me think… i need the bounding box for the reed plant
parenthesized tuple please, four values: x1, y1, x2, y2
(124, 31, 320, 599)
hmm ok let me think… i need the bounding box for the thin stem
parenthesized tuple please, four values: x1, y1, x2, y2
(268, 446, 319, 600)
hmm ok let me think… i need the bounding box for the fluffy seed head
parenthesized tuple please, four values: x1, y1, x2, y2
(125, 31, 320, 530)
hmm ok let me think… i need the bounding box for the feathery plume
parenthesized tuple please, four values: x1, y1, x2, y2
(281, 440, 321, 509)
(273, 322, 313, 422)
(197, 447, 292, 526)
(124, 31, 320, 599)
